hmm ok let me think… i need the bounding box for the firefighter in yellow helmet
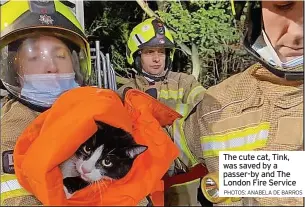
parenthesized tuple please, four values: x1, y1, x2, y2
(0, 0, 91, 205)
(170, 1, 303, 206)
(118, 17, 206, 118)
(118, 17, 208, 206)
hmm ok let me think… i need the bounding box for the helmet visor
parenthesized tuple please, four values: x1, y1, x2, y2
(0, 31, 89, 107)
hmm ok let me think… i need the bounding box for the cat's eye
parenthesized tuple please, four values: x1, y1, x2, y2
(101, 158, 112, 167)
(82, 145, 91, 154)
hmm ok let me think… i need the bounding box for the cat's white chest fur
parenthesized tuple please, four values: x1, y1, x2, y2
(59, 155, 80, 199)
(59, 155, 80, 179)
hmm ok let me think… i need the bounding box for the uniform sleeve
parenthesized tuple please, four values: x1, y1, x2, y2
(1, 100, 42, 206)
(168, 103, 205, 168)
(169, 91, 222, 168)
(117, 80, 137, 99)
(183, 105, 205, 163)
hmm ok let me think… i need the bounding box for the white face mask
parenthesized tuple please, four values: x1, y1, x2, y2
(20, 73, 79, 108)
(252, 30, 303, 69)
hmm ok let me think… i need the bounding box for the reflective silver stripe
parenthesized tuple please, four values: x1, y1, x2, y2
(132, 35, 141, 46)
(173, 118, 198, 167)
(173, 119, 190, 167)
(187, 86, 205, 104)
(136, 34, 145, 44)
(201, 122, 270, 157)
(202, 130, 268, 151)
(132, 34, 146, 47)
(1, 179, 23, 194)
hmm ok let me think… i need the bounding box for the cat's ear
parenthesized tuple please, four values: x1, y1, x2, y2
(95, 121, 104, 130)
(125, 145, 148, 159)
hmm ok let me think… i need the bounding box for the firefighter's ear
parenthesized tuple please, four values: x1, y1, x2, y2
(134, 55, 142, 72)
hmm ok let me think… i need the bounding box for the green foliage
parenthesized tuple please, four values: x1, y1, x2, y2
(84, 1, 256, 88)
(84, 1, 144, 75)
(156, 1, 255, 88)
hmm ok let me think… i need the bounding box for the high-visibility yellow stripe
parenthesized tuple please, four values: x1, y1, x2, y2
(175, 103, 188, 117)
(201, 122, 270, 157)
(173, 119, 186, 163)
(203, 130, 268, 150)
(1, 174, 17, 182)
(203, 139, 268, 157)
(173, 117, 198, 167)
(187, 85, 206, 104)
(201, 122, 270, 143)
(1, 188, 32, 205)
(159, 88, 184, 100)
(178, 118, 198, 167)
(1, 174, 32, 205)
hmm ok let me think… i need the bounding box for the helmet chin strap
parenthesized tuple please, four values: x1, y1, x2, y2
(252, 30, 303, 69)
(142, 68, 170, 82)
(247, 29, 303, 81)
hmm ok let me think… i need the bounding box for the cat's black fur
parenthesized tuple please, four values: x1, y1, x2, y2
(62, 121, 147, 195)
(63, 176, 89, 194)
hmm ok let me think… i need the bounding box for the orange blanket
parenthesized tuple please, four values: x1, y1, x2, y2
(14, 87, 180, 205)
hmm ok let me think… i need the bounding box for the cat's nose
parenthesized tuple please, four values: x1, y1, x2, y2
(81, 165, 90, 174)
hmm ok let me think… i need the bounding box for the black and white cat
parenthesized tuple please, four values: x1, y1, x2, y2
(59, 121, 148, 199)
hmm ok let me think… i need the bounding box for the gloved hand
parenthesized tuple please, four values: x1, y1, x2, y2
(144, 88, 157, 99)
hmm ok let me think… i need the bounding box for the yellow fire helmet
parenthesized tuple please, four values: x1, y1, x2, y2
(126, 17, 175, 81)
(230, 0, 303, 80)
(0, 0, 91, 110)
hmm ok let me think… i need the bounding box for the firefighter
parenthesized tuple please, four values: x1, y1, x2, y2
(0, 0, 91, 205)
(118, 17, 206, 118)
(171, 1, 303, 206)
(118, 18, 210, 206)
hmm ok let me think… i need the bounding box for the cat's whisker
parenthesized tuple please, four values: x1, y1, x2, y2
(101, 180, 107, 190)
(70, 157, 78, 162)
(107, 148, 116, 155)
(100, 180, 104, 190)
(97, 181, 103, 203)
(104, 176, 114, 183)
(88, 182, 96, 200)
(60, 122, 147, 203)
(91, 181, 97, 200)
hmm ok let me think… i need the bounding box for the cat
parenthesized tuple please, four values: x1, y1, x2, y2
(59, 121, 148, 199)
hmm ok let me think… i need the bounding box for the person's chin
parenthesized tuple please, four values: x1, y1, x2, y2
(284, 55, 303, 62)
(148, 68, 163, 75)
(278, 48, 303, 62)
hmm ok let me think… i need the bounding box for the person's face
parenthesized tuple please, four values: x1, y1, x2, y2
(140, 47, 166, 75)
(262, 1, 303, 62)
(17, 35, 74, 75)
